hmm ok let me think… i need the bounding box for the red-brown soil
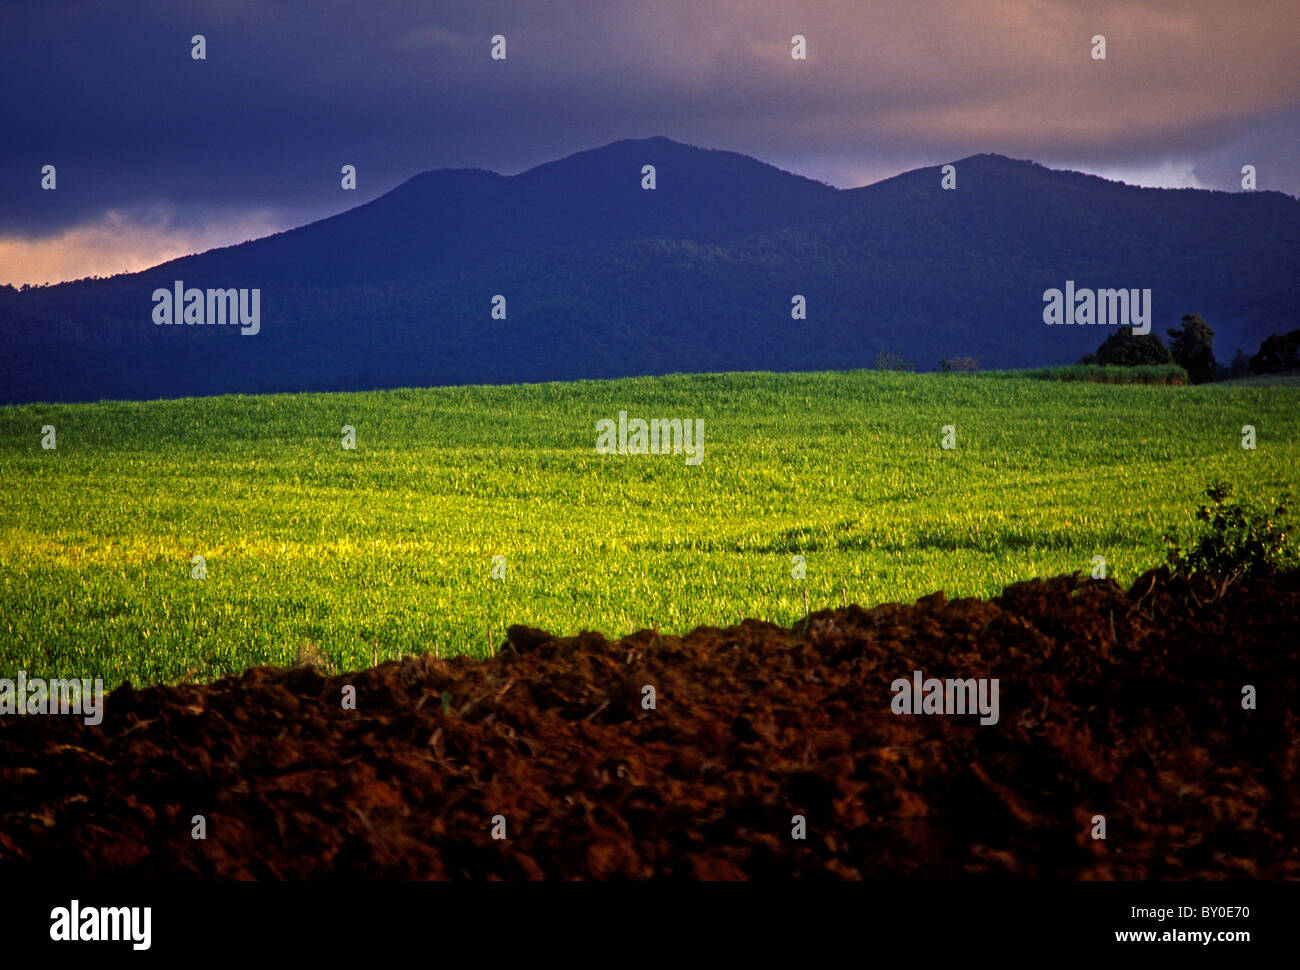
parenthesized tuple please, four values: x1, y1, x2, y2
(1, 568, 1297, 879)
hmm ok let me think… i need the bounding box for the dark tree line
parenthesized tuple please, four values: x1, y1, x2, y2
(1079, 314, 1299, 383)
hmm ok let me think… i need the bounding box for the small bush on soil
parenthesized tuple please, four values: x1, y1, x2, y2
(1165, 481, 1298, 580)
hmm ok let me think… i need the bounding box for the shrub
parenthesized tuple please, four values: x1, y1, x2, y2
(1082, 327, 1174, 366)
(1215, 348, 1253, 382)
(874, 349, 912, 371)
(1250, 329, 1300, 374)
(994, 364, 1187, 384)
(1165, 481, 1297, 580)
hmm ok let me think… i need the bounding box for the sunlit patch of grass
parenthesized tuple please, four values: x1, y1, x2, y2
(2, 368, 1296, 689)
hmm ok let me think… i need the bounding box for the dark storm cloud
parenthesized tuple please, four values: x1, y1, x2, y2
(1, 0, 1296, 282)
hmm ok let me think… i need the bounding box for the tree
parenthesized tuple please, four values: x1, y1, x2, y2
(1249, 329, 1300, 374)
(1081, 327, 1173, 366)
(1215, 347, 1253, 381)
(1167, 313, 1216, 384)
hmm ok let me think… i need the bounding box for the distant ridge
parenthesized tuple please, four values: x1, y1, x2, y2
(2, 137, 1296, 403)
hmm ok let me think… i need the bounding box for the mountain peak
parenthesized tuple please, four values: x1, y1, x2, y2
(519, 135, 742, 175)
(950, 152, 1041, 170)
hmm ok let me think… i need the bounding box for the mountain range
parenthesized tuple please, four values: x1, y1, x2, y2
(2, 136, 1297, 404)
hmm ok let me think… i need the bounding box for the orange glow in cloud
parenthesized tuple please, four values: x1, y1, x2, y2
(0, 209, 290, 287)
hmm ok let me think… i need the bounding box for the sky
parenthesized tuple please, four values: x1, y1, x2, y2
(2, 0, 1297, 285)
